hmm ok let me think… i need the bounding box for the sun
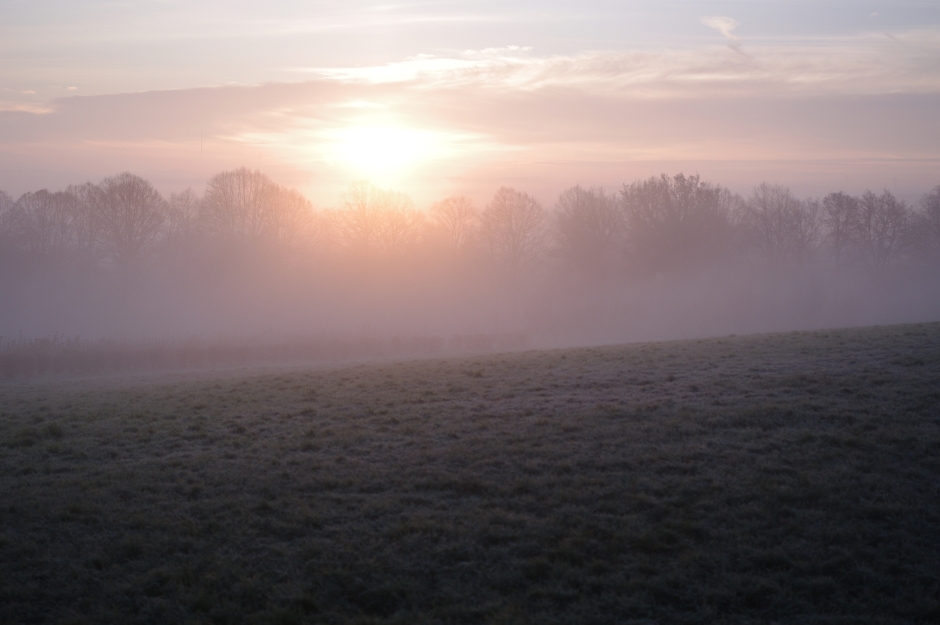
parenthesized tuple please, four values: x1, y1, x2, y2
(328, 125, 441, 183)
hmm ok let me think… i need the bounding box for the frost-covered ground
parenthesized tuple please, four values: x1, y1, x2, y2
(2, 323, 939, 624)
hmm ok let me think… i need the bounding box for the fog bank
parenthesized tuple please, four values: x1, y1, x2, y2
(2, 171, 939, 370)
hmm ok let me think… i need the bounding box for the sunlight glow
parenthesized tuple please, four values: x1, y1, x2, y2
(326, 125, 444, 182)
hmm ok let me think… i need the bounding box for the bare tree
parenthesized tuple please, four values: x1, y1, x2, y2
(7, 185, 103, 266)
(480, 186, 546, 271)
(0, 195, 10, 267)
(432, 195, 478, 250)
(743, 183, 820, 264)
(0, 190, 17, 254)
(66, 182, 104, 267)
(718, 186, 748, 232)
(267, 185, 328, 252)
(918, 184, 940, 257)
(297, 198, 333, 254)
(553, 185, 622, 278)
(166, 188, 202, 243)
(0, 191, 15, 257)
(8, 190, 75, 258)
(855, 190, 912, 268)
(620, 173, 737, 273)
(332, 181, 423, 255)
(332, 180, 383, 251)
(822, 191, 859, 266)
(378, 191, 424, 253)
(200, 168, 322, 253)
(97, 172, 167, 268)
(201, 168, 274, 243)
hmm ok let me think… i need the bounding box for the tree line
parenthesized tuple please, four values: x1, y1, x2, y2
(2, 168, 939, 280)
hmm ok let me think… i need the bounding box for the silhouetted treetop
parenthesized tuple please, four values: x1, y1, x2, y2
(0, 190, 12, 253)
(481, 186, 547, 272)
(8, 190, 75, 258)
(743, 182, 820, 264)
(432, 195, 478, 251)
(620, 173, 738, 273)
(97, 172, 166, 268)
(201, 168, 275, 243)
(0, 169, 936, 306)
(920, 185, 940, 255)
(856, 189, 912, 269)
(331, 181, 423, 256)
(553, 185, 622, 279)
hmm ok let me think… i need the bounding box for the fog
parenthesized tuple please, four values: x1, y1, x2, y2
(2, 170, 939, 372)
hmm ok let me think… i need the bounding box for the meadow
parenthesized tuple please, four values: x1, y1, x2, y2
(1, 323, 939, 624)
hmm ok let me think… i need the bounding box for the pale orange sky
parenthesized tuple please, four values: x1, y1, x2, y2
(2, 1, 939, 207)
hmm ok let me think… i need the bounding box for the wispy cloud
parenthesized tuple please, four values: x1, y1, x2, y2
(701, 16, 740, 41)
(3, 23, 940, 201)
(0, 4, 517, 48)
(295, 27, 940, 98)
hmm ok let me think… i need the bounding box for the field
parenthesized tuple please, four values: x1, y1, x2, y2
(1, 323, 940, 624)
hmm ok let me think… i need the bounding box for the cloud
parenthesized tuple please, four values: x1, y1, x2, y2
(463, 45, 533, 59)
(297, 28, 940, 99)
(3, 27, 940, 201)
(3, 74, 940, 197)
(701, 16, 740, 41)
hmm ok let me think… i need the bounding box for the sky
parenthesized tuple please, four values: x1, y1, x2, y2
(2, 0, 940, 207)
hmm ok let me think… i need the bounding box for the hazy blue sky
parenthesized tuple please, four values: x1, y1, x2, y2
(2, 1, 939, 204)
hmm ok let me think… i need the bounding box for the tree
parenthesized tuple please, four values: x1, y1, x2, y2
(65, 182, 104, 267)
(855, 190, 912, 269)
(0, 190, 12, 236)
(918, 184, 940, 256)
(375, 190, 424, 253)
(0, 190, 11, 265)
(553, 185, 622, 278)
(620, 173, 737, 273)
(822, 191, 859, 266)
(166, 188, 202, 243)
(8, 190, 75, 258)
(480, 186, 546, 271)
(332, 180, 382, 251)
(267, 185, 329, 252)
(743, 183, 820, 264)
(332, 181, 423, 255)
(201, 168, 274, 244)
(97, 172, 166, 268)
(200, 168, 320, 253)
(432, 195, 478, 250)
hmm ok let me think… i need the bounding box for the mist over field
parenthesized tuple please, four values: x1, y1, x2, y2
(2, 170, 940, 362)
(6, 4, 940, 623)
(3, 2, 940, 370)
